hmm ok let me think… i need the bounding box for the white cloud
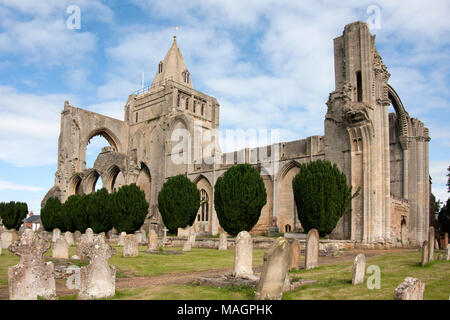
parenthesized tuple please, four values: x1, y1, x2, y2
(0, 180, 44, 192)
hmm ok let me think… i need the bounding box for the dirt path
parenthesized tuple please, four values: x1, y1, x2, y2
(0, 248, 417, 299)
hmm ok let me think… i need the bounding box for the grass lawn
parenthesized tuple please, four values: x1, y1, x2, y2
(2, 245, 449, 300)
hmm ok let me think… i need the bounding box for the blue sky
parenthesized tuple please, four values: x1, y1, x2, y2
(0, 0, 449, 214)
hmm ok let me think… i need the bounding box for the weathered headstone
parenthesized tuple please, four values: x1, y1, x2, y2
(428, 226, 434, 262)
(123, 234, 139, 257)
(182, 238, 192, 252)
(78, 234, 116, 300)
(1, 230, 14, 249)
(85, 228, 94, 243)
(118, 232, 126, 246)
(8, 229, 57, 300)
(305, 228, 319, 269)
(147, 229, 159, 252)
(218, 232, 228, 250)
(394, 277, 425, 300)
(421, 240, 429, 266)
(255, 238, 291, 300)
(352, 254, 366, 285)
(107, 227, 118, 239)
(233, 231, 254, 278)
(288, 239, 301, 270)
(135, 231, 145, 244)
(52, 228, 61, 242)
(189, 230, 197, 247)
(64, 232, 74, 247)
(435, 239, 439, 251)
(74, 230, 82, 243)
(52, 238, 70, 259)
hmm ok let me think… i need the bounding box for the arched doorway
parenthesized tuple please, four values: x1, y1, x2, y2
(104, 165, 125, 193)
(194, 176, 213, 234)
(278, 162, 301, 233)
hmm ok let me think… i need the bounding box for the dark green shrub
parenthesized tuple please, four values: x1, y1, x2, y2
(112, 183, 149, 233)
(158, 175, 200, 233)
(0, 201, 28, 230)
(214, 163, 267, 236)
(438, 198, 450, 235)
(40, 197, 63, 231)
(86, 188, 113, 233)
(63, 194, 88, 233)
(292, 160, 358, 236)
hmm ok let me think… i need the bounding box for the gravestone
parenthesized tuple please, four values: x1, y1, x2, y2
(189, 230, 197, 247)
(123, 234, 139, 257)
(182, 238, 192, 252)
(352, 254, 366, 285)
(78, 234, 116, 299)
(394, 277, 425, 300)
(52, 238, 69, 259)
(52, 228, 61, 242)
(8, 229, 57, 300)
(118, 232, 126, 246)
(64, 232, 74, 247)
(107, 227, 118, 239)
(147, 229, 159, 252)
(178, 225, 192, 237)
(428, 226, 434, 262)
(421, 240, 429, 266)
(73, 231, 82, 243)
(1, 230, 14, 249)
(305, 228, 319, 269)
(218, 232, 228, 250)
(85, 228, 94, 243)
(233, 231, 254, 278)
(135, 231, 146, 244)
(435, 239, 439, 250)
(288, 239, 301, 270)
(255, 238, 291, 300)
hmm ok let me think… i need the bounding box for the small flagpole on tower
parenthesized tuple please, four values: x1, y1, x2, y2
(174, 26, 179, 40)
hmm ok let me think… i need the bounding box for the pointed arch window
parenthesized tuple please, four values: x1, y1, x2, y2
(198, 189, 209, 222)
(185, 97, 189, 110)
(183, 71, 190, 84)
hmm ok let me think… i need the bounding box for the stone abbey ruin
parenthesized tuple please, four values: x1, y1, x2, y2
(42, 21, 430, 246)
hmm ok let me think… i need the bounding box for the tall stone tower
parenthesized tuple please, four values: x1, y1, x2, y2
(324, 22, 430, 244)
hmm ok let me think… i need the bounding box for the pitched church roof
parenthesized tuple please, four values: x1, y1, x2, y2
(151, 36, 193, 89)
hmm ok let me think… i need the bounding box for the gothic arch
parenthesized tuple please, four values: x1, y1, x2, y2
(387, 84, 410, 139)
(103, 165, 125, 193)
(68, 174, 83, 196)
(85, 127, 121, 152)
(277, 160, 302, 233)
(82, 169, 102, 194)
(194, 175, 213, 234)
(136, 162, 151, 204)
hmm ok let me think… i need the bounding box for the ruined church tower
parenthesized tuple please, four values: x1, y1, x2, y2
(324, 22, 430, 244)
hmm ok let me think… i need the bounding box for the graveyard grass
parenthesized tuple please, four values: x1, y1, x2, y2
(1, 247, 449, 300)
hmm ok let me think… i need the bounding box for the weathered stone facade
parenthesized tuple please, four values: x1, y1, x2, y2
(43, 21, 430, 245)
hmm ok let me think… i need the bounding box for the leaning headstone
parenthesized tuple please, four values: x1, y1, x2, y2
(147, 229, 159, 252)
(305, 228, 319, 269)
(421, 240, 429, 266)
(64, 232, 74, 247)
(288, 239, 301, 270)
(52, 228, 61, 242)
(1, 230, 14, 249)
(394, 277, 425, 300)
(233, 231, 254, 278)
(78, 234, 116, 300)
(428, 226, 435, 262)
(73, 231, 82, 243)
(218, 232, 228, 250)
(52, 238, 70, 259)
(255, 238, 291, 300)
(8, 229, 57, 300)
(444, 232, 449, 250)
(118, 232, 126, 246)
(352, 254, 366, 285)
(123, 234, 139, 257)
